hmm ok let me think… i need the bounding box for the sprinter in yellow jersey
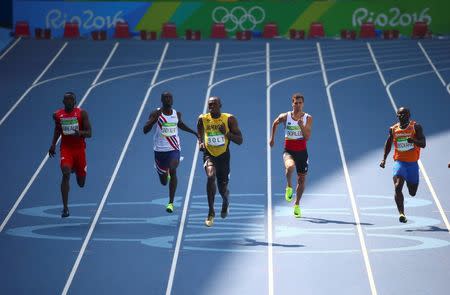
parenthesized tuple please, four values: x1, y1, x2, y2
(198, 96, 243, 227)
(380, 107, 426, 223)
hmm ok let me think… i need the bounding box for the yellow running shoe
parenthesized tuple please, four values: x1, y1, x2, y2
(205, 214, 214, 227)
(294, 204, 301, 218)
(166, 203, 174, 213)
(285, 186, 293, 202)
(399, 214, 407, 223)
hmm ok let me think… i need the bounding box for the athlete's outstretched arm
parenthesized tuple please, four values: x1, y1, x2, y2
(197, 117, 205, 150)
(299, 115, 313, 140)
(269, 113, 287, 147)
(380, 128, 393, 168)
(225, 116, 243, 145)
(177, 111, 199, 139)
(143, 109, 161, 134)
(49, 113, 61, 157)
(409, 123, 426, 148)
(77, 110, 92, 138)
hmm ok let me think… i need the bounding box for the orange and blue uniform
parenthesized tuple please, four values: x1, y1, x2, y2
(391, 121, 420, 184)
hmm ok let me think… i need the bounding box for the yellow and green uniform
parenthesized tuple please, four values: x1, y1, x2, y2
(200, 112, 232, 157)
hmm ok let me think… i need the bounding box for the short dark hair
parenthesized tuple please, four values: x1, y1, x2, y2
(292, 93, 304, 102)
(161, 91, 173, 100)
(64, 92, 76, 100)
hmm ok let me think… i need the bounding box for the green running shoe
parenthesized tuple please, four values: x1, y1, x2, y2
(399, 214, 407, 223)
(166, 203, 174, 213)
(285, 186, 293, 202)
(294, 204, 301, 218)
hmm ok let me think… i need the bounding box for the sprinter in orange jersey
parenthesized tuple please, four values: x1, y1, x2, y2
(380, 107, 426, 223)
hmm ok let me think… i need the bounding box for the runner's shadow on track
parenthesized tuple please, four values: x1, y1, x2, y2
(238, 238, 304, 248)
(405, 226, 449, 233)
(302, 217, 373, 226)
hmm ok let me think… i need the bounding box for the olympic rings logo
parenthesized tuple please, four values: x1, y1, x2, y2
(212, 6, 266, 32)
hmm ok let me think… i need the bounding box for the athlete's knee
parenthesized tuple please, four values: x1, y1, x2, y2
(158, 173, 168, 185)
(286, 162, 295, 171)
(218, 184, 228, 196)
(394, 185, 404, 196)
(408, 184, 418, 196)
(169, 160, 180, 169)
(77, 176, 86, 188)
(207, 173, 216, 183)
(205, 166, 216, 180)
(297, 173, 306, 182)
(61, 165, 71, 175)
(62, 171, 71, 182)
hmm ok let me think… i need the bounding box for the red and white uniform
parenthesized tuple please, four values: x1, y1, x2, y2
(54, 107, 87, 176)
(284, 112, 310, 151)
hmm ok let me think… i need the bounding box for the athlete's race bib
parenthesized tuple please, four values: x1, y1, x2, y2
(60, 117, 79, 135)
(161, 122, 177, 137)
(207, 132, 225, 146)
(285, 125, 303, 140)
(397, 137, 414, 151)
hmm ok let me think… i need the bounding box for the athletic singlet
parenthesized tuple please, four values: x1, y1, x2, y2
(153, 108, 180, 152)
(54, 107, 85, 150)
(284, 112, 309, 151)
(200, 112, 232, 157)
(392, 120, 420, 162)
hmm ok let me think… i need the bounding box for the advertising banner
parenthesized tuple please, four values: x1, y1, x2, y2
(13, 1, 151, 37)
(13, 1, 450, 38)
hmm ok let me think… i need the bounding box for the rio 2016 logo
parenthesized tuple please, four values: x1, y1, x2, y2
(46, 9, 125, 29)
(352, 7, 432, 27)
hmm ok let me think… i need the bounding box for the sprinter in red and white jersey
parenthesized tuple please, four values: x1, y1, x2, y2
(270, 93, 313, 218)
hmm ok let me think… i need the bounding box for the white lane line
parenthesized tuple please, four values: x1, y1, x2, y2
(61, 42, 169, 295)
(0, 37, 22, 60)
(265, 42, 274, 295)
(0, 42, 120, 234)
(367, 43, 387, 87)
(165, 43, 220, 295)
(317, 42, 378, 295)
(0, 42, 68, 127)
(369, 42, 450, 232)
(418, 41, 447, 86)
